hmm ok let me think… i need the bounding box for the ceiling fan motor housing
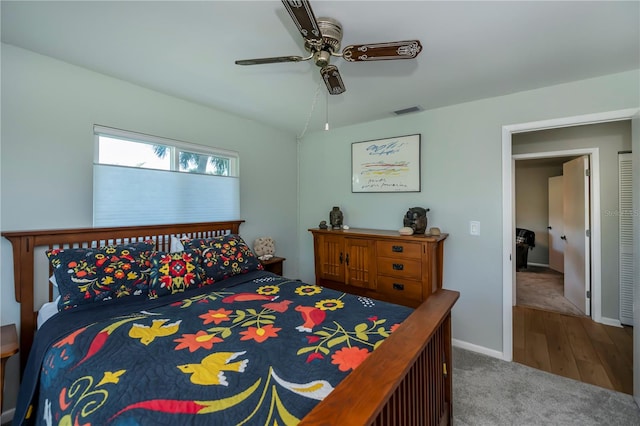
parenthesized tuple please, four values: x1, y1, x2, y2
(305, 17, 343, 67)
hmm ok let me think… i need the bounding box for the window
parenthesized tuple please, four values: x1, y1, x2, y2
(97, 136, 171, 170)
(93, 125, 240, 227)
(95, 126, 237, 177)
(178, 150, 230, 176)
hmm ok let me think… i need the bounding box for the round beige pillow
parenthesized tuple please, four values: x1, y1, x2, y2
(253, 237, 275, 257)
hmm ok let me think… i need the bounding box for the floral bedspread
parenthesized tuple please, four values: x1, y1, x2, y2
(16, 271, 413, 425)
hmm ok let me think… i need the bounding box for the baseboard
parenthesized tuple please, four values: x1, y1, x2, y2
(452, 339, 506, 361)
(1, 408, 15, 425)
(527, 262, 549, 268)
(599, 316, 623, 328)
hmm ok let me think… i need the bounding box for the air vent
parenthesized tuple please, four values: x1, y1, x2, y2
(393, 106, 422, 115)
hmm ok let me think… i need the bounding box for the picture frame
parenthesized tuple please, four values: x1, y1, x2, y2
(351, 134, 421, 193)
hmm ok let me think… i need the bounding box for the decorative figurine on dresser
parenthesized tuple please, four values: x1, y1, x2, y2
(329, 206, 343, 230)
(403, 207, 430, 234)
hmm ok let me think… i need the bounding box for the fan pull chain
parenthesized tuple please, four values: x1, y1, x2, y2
(324, 91, 330, 131)
(297, 83, 323, 142)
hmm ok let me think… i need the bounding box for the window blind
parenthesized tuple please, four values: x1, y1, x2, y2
(93, 164, 240, 227)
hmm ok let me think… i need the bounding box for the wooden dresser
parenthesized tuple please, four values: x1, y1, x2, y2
(308, 228, 447, 307)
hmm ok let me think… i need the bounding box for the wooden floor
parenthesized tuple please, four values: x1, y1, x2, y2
(513, 305, 633, 395)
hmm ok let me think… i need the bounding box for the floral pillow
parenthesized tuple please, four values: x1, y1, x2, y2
(181, 234, 263, 284)
(46, 241, 155, 311)
(147, 250, 204, 299)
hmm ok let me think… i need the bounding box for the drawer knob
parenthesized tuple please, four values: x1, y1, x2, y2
(392, 263, 404, 271)
(392, 245, 404, 253)
(393, 283, 405, 291)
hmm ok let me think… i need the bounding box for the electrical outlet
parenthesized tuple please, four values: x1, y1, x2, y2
(470, 221, 480, 236)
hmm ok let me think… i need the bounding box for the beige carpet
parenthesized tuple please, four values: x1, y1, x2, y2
(516, 266, 585, 316)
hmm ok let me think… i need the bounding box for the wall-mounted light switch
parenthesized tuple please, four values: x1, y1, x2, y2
(470, 221, 480, 236)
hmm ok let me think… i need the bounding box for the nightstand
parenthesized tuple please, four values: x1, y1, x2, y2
(260, 257, 285, 276)
(1, 324, 18, 411)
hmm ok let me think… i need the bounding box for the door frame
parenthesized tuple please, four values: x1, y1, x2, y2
(501, 108, 639, 361)
(513, 151, 596, 315)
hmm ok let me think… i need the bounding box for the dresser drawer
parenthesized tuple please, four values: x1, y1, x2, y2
(377, 275, 422, 302)
(376, 241, 422, 259)
(377, 257, 422, 280)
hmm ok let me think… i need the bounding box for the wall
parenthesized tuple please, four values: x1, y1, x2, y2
(513, 121, 632, 322)
(297, 69, 639, 355)
(0, 44, 298, 414)
(514, 159, 565, 265)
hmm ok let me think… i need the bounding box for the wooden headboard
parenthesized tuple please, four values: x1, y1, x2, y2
(2, 220, 244, 372)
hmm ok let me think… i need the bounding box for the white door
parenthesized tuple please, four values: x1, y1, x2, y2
(548, 176, 564, 273)
(563, 155, 590, 315)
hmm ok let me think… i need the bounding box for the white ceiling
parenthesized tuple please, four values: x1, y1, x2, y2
(2, 1, 639, 135)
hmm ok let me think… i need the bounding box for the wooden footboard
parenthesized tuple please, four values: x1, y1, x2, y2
(2, 220, 459, 425)
(300, 289, 458, 426)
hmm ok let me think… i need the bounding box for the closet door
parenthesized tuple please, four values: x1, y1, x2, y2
(619, 152, 633, 326)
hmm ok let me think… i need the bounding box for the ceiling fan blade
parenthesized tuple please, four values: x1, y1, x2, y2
(235, 56, 305, 66)
(320, 65, 346, 95)
(281, 0, 322, 46)
(342, 40, 422, 62)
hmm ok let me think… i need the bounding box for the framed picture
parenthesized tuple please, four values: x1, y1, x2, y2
(351, 134, 421, 192)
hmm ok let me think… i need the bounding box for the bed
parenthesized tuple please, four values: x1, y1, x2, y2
(3, 220, 459, 425)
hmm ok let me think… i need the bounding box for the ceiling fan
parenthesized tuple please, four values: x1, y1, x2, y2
(235, 0, 423, 95)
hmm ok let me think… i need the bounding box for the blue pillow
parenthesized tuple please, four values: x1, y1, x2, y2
(46, 241, 155, 311)
(181, 234, 263, 284)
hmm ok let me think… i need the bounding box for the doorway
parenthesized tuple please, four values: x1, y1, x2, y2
(501, 109, 638, 362)
(513, 154, 591, 318)
(502, 110, 638, 398)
